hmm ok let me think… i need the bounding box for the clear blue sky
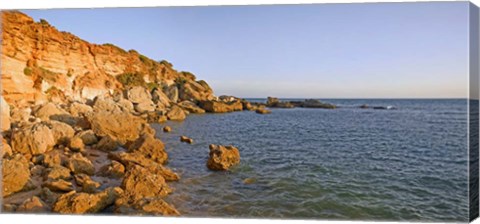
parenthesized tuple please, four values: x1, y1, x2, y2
(22, 2, 469, 98)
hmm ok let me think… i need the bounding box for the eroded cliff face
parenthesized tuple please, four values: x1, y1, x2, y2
(1, 11, 214, 106)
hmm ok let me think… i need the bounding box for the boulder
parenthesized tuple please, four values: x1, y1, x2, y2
(44, 165, 72, 180)
(43, 151, 63, 168)
(11, 122, 56, 157)
(95, 135, 119, 152)
(109, 152, 179, 181)
(2, 154, 31, 197)
(68, 153, 95, 176)
(255, 108, 272, 114)
(2, 138, 13, 158)
(207, 144, 241, 171)
(75, 130, 98, 145)
(98, 160, 125, 178)
(42, 179, 74, 192)
(119, 198, 180, 216)
(127, 134, 168, 164)
(165, 85, 179, 103)
(33, 102, 70, 121)
(52, 187, 122, 214)
(10, 107, 32, 123)
(1, 96, 11, 131)
(116, 98, 135, 113)
(47, 120, 75, 145)
(199, 100, 243, 113)
(151, 88, 171, 107)
(69, 136, 85, 152)
(180, 136, 193, 144)
(163, 126, 172, 133)
(69, 102, 93, 117)
(166, 105, 186, 121)
(16, 196, 49, 213)
(134, 101, 156, 113)
(127, 86, 152, 104)
(74, 174, 101, 193)
(92, 96, 122, 113)
(121, 165, 172, 202)
(178, 101, 206, 114)
(88, 111, 145, 144)
(146, 111, 166, 123)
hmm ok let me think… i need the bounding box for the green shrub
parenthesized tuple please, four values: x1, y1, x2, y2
(139, 55, 149, 64)
(39, 19, 50, 26)
(116, 73, 145, 88)
(146, 82, 159, 91)
(39, 67, 58, 82)
(24, 67, 32, 76)
(159, 60, 173, 68)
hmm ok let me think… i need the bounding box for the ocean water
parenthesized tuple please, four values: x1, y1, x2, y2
(153, 99, 470, 221)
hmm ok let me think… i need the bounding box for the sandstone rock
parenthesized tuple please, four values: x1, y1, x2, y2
(151, 88, 171, 108)
(241, 100, 254, 111)
(303, 99, 336, 109)
(180, 136, 193, 144)
(127, 86, 152, 104)
(128, 134, 168, 164)
(92, 96, 122, 113)
(134, 101, 156, 113)
(166, 105, 186, 121)
(33, 102, 69, 121)
(98, 160, 125, 178)
(163, 126, 172, 133)
(117, 198, 179, 216)
(243, 177, 257, 185)
(178, 100, 206, 113)
(96, 135, 119, 152)
(166, 85, 179, 103)
(42, 179, 74, 192)
(199, 100, 243, 113)
(88, 111, 145, 144)
(109, 152, 179, 181)
(68, 153, 95, 175)
(43, 151, 63, 168)
(255, 108, 272, 114)
(69, 102, 93, 117)
(1, 96, 11, 131)
(75, 174, 101, 193)
(116, 98, 135, 113)
(146, 111, 166, 123)
(121, 165, 172, 202)
(2, 154, 31, 197)
(207, 144, 241, 171)
(11, 122, 56, 157)
(2, 138, 13, 158)
(47, 120, 75, 145)
(75, 130, 98, 145)
(44, 165, 72, 180)
(52, 187, 122, 214)
(16, 196, 49, 213)
(11, 107, 32, 123)
(69, 136, 85, 152)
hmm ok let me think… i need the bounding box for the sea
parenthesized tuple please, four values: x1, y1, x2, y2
(152, 99, 471, 221)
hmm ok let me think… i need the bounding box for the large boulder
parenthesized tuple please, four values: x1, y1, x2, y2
(2, 138, 13, 158)
(33, 102, 70, 121)
(121, 165, 172, 202)
(69, 102, 93, 117)
(2, 154, 31, 197)
(178, 101, 205, 114)
(68, 153, 95, 176)
(92, 96, 122, 113)
(165, 85, 179, 103)
(88, 111, 146, 144)
(16, 196, 49, 213)
(74, 130, 98, 146)
(199, 100, 243, 113)
(207, 144, 241, 171)
(127, 86, 152, 104)
(11, 122, 56, 157)
(127, 134, 168, 164)
(109, 152, 179, 181)
(1, 96, 11, 131)
(47, 120, 75, 145)
(151, 88, 171, 108)
(52, 187, 122, 214)
(166, 105, 186, 121)
(134, 101, 156, 113)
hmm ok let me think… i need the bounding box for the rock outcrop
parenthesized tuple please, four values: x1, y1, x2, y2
(207, 144, 241, 171)
(199, 100, 243, 113)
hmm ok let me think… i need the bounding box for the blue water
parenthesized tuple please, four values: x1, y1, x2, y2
(153, 99, 469, 221)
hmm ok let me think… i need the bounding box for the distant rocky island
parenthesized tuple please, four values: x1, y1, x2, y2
(1, 11, 342, 215)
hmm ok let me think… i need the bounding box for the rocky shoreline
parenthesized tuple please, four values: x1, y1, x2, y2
(0, 11, 341, 215)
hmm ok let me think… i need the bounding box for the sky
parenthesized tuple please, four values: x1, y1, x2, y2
(22, 2, 470, 98)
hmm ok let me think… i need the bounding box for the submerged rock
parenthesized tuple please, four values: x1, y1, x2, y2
(255, 108, 271, 114)
(180, 136, 193, 144)
(163, 126, 172, 133)
(303, 99, 336, 109)
(207, 144, 240, 171)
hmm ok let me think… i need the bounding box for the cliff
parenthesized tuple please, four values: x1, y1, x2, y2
(1, 11, 214, 105)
